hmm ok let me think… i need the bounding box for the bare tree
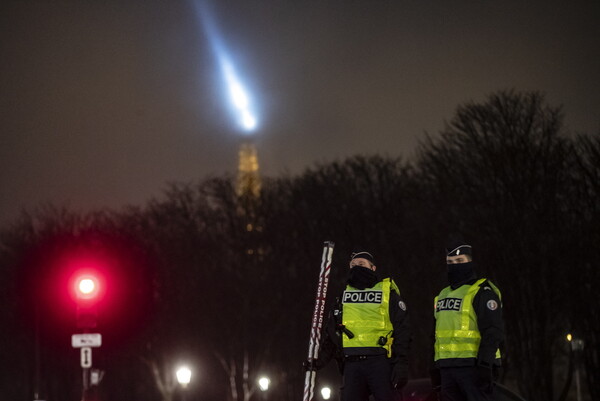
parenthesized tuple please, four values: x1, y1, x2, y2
(569, 133, 600, 401)
(415, 90, 584, 401)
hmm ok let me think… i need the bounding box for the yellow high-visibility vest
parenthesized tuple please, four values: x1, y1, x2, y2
(342, 278, 398, 357)
(434, 278, 501, 361)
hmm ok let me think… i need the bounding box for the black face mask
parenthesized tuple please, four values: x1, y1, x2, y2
(348, 266, 379, 290)
(447, 262, 476, 288)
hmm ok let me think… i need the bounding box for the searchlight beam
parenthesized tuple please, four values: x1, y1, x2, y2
(193, 0, 258, 133)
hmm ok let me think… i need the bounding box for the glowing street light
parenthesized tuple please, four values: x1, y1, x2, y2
(258, 376, 270, 391)
(321, 386, 332, 400)
(176, 366, 192, 388)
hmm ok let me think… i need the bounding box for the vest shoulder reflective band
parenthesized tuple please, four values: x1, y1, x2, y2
(342, 278, 395, 356)
(433, 278, 502, 361)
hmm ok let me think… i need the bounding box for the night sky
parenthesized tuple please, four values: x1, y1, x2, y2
(1, 0, 599, 225)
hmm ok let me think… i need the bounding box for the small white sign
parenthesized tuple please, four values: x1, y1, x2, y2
(72, 333, 102, 348)
(81, 347, 92, 368)
(90, 369, 105, 385)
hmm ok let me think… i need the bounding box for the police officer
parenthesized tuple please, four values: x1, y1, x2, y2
(431, 238, 504, 401)
(308, 251, 410, 401)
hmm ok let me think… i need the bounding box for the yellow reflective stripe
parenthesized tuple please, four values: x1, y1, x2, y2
(437, 343, 480, 352)
(461, 278, 485, 331)
(488, 281, 502, 301)
(436, 330, 481, 339)
(390, 279, 400, 295)
(381, 279, 393, 357)
(381, 279, 391, 318)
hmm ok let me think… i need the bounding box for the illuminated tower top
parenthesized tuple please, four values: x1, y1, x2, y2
(237, 142, 261, 198)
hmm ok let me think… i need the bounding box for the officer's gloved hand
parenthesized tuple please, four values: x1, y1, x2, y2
(303, 358, 325, 372)
(391, 361, 408, 390)
(430, 368, 441, 392)
(476, 364, 493, 391)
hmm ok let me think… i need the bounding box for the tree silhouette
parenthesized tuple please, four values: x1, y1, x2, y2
(415, 90, 591, 401)
(0, 90, 596, 401)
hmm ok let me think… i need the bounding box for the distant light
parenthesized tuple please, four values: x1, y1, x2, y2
(258, 376, 270, 391)
(176, 366, 192, 387)
(79, 279, 95, 295)
(572, 338, 585, 351)
(241, 110, 257, 131)
(194, 1, 259, 133)
(220, 56, 258, 132)
(224, 64, 249, 109)
(75, 275, 99, 299)
(567, 333, 572, 342)
(321, 386, 332, 400)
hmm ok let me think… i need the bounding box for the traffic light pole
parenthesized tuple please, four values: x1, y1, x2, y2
(82, 367, 89, 401)
(33, 301, 43, 401)
(80, 338, 91, 401)
(72, 335, 100, 401)
(73, 274, 102, 401)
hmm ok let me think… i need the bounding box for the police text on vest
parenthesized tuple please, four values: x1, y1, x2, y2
(342, 291, 383, 303)
(436, 297, 462, 311)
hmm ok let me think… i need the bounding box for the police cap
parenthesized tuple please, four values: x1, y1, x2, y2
(350, 251, 375, 264)
(445, 235, 473, 257)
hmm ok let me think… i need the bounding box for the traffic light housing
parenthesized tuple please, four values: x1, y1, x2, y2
(71, 271, 103, 330)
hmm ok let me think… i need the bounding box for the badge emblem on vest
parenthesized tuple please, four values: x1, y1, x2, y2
(486, 299, 498, 310)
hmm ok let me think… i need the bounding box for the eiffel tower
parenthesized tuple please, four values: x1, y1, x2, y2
(236, 141, 261, 198)
(236, 141, 264, 260)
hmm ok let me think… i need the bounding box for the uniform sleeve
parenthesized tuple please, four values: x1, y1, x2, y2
(317, 328, 337, 367)
(389, 290, 411, 361)
(316, 298, 343, 367)
(473, 282, 504, 366)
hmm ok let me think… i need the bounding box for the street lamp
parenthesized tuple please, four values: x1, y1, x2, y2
(176, 366, 192, 401)
(176, 366, 192, 388)
(566, 333, 585, 401)
(258, 376, 270, 391)
(321, 386, 332, 400)
(258, 376, 270, 400)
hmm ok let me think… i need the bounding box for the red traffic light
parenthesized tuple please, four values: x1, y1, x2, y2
(71, 271, 104, 329)
(76, 275, 99, 299)
(69, 269, 105, 304)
